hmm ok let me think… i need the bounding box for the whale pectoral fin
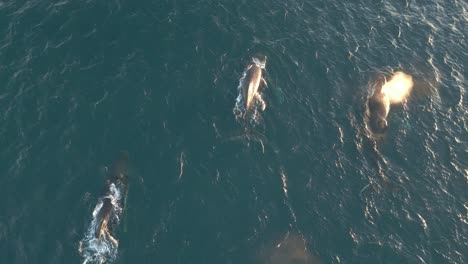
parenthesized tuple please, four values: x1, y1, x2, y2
(261, 77, 268, 88)
(255, 94, 266, 111)
(105, 229, 119, 247)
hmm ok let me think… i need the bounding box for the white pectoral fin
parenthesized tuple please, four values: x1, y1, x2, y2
(105, 229, 119, 247)
(255, 94, 266, 111)
(261, 77, 268, 88)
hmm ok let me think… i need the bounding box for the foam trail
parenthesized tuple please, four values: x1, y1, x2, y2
(281, 169, 289, 198)
(233, 68, 248, 122)
(280, 168, 297, 224)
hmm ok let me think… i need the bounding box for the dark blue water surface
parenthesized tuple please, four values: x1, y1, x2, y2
(0, 1, 466, 263)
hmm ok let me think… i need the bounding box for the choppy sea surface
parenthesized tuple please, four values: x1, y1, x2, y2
(0, 1, 466, 263)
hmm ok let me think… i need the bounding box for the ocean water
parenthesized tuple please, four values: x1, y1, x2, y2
(0, 0, 466, 263)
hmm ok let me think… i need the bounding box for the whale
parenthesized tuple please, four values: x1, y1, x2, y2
(243, 57, 267, 113)
(367, 83, 391, 134)
(94, 151, 129, 247)
(367, 71, 414, 134)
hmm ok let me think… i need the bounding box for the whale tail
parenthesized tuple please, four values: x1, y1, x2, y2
(221, 127, 268, 153)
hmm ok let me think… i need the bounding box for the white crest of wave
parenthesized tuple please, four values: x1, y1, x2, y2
(381, 71, 414, 104)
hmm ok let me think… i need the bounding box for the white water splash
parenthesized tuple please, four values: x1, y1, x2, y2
(233, 68, 248, 121)
(79, 183, 123, 264)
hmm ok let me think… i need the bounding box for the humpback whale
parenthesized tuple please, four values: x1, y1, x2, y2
(79, 151, 129, 263)
(367, 71, 414, 134)
(94, 151, 129, 247)
(243, 56, 267, 113)
(367, 83, 391, 134)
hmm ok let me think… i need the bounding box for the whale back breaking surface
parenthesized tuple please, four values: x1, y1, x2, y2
(366, 78, 391, 135)
(234, 56, 268, 126)
(369, 92, 390, 118)
(245, 64, 263, 111)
